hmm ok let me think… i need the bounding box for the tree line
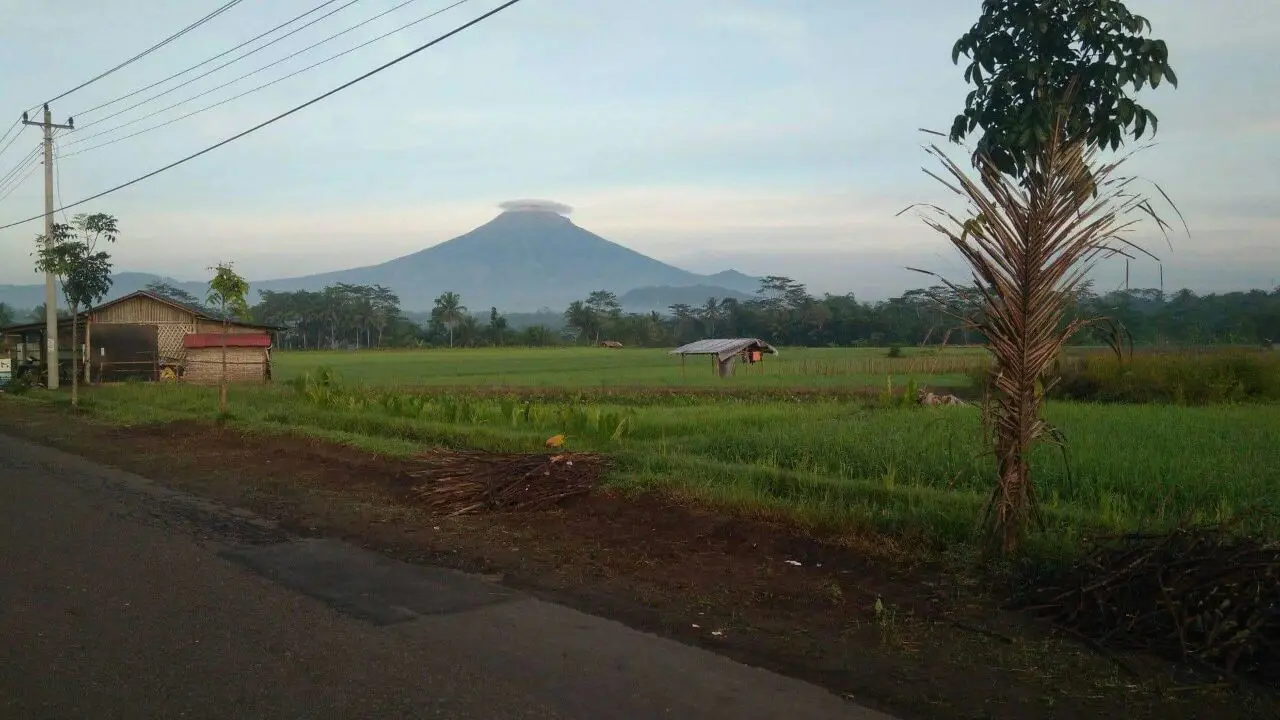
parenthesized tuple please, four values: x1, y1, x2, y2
(6, 274, 1276, 351)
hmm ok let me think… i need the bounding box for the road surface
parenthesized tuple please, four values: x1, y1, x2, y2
(0, 433, 893, 719)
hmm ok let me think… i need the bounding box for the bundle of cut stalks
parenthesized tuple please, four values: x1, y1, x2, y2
(405, 448, 609, 516)
(1026, 523, 1280, 680)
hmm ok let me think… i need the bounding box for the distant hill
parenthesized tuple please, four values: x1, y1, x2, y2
(0, 272, 181, 314)
(0, 204, 760, 314)
(619, 284, 752, 312)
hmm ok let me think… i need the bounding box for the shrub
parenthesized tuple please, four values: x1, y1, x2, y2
(1049, 350, 1280, 404)
(886, 344, 904, 359)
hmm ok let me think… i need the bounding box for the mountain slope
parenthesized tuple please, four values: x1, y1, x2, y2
(0, 206, 760, 314)
(250, 208, 754, 310)
(619, 284, 752, 312)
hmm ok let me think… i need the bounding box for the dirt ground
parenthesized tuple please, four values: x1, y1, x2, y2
(1, 403, 1274, 720)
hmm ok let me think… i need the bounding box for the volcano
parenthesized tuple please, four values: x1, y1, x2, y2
(0, 202, 759, 313)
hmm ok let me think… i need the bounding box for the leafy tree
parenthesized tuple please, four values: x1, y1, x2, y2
(948, 0, 1177, 176)
(487, 307, 508, 346)
(0, 302, 17, 328)
(26, 304, 72, 323)
(206, 262, 251, 414)
(145, 280, 203, 309)
(584, 290, 622, 344)
(939, 1, 1180, 554)
(563, 300, 597, 344)
(34, 213, 119, 406)
(431, 291, 467, 348)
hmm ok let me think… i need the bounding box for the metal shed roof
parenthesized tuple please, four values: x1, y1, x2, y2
(669, 338, 778, 361)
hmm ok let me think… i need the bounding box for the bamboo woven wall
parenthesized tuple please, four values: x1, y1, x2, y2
(182, 347, 268, 384)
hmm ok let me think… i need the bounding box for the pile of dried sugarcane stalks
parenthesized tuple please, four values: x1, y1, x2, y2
(1025, 521, 1280, 681)
(405, 448, 610, 516)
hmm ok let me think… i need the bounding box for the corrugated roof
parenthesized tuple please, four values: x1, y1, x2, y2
(669, 338, 778, 360)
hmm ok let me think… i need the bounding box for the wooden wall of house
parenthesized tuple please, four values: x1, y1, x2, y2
(181, 346, 268, 385)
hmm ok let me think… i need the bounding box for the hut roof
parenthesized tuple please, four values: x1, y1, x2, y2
(669, 338, 778, 361)
(0, 291, 285, 334)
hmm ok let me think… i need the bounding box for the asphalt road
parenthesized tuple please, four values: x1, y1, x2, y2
(0, 433, 893, 720)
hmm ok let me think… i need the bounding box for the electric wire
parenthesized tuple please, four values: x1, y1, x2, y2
(0, 145, 42, 194)
(37, 0, 248, 110)
(0, 119, 29, 166)
(65, 0, 426, 142)
(0, 0, 525, 232)
(71, 0, 363, 127)
(73, 0, 350, 118)
(63, 0, 473, 158)
(0, 150, 41, 204)
(0, 165, 38, 204)
(0, 118, 21, 159)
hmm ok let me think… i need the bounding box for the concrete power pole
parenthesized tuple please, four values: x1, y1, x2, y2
(22, 104, 73, 389)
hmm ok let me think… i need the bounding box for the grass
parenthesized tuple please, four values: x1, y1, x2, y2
(16, 344, 1278, 562)
(271, 346, 983, 390)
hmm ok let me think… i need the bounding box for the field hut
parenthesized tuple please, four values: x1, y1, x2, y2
(0, 290, 280, 384)
(599, 340, 624, 348)
(669, 338, 778, 377)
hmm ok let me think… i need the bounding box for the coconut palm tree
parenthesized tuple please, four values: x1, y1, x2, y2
(432, 291, 467, 348)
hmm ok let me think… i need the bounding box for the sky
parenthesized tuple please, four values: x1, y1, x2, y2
(0, 0, 1276, 300)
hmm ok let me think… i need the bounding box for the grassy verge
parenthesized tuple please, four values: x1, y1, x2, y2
(16, 374, 1278, 562)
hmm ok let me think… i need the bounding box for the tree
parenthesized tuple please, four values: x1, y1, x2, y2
(431, 291, 466, 347)
(487, 307, 508, 346)
(145, 280, 203, 309)
(34, 213, 119, 406)
(0, 303, 17, 327)
(563, 300, 597, 345)
(25, 304, 72, 323)
(206, 262, 251, 414)
(913, 124, 1175, 554)
(948, 0, 1177, 177)
(584, 290, 622, 344)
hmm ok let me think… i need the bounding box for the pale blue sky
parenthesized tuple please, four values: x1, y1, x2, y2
(0, 0, 1276, 298)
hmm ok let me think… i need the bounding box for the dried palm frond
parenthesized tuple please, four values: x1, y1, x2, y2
(903, 123, 1176, 554)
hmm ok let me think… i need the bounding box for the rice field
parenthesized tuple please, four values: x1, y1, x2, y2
(270, 346, 985, 390)
(19, 345, 1278, 559)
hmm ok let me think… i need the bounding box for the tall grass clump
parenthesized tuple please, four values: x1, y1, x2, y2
(1052, 350, 1280, 404)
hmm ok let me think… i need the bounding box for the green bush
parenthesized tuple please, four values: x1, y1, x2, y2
(886, 344, 903, 359)
(4, 371, 35, 396)
(1049, 351, 1280, 404)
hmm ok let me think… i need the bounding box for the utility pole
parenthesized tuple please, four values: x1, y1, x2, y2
(21, 104, 73, 389)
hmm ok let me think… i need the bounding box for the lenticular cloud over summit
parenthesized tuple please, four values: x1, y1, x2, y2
(499, 199, 573, 216)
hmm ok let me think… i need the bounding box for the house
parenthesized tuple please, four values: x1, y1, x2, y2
(0, 290, 281, 384)
(599, 340, 624, 348)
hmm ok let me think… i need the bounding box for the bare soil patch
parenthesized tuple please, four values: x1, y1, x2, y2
(0, 403, 1274, 720)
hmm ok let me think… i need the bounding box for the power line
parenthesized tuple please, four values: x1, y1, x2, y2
(67, 0, 431, 144)
(72, 0, 362, 126)
(0, 0, 526, 232)
(0, 145, 42, 193)
(54, 134, 71, 224)
(63, 0, 473, 159)
(38, 0, 248, 110)
(73, 0, 351, 118)
(0, 118, 21, 159)
(0, 165, 39, 204)
(0, 153, 41, 203)
(0, 118, 28, 166)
